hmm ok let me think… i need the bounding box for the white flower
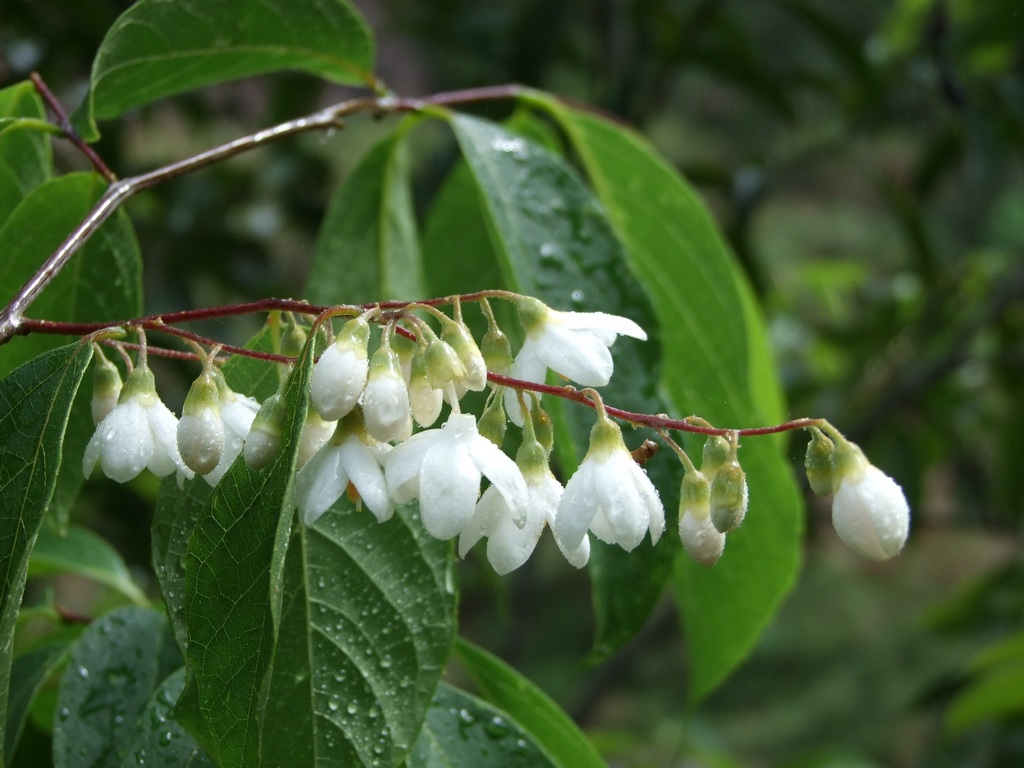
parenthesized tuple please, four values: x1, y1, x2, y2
(296, 411, 393, 526)
(832, 463, 910, 560)
(459, 460, 589, 574)
(384, 413, 528, 540)
(310, 317, 370, 421)
(506, 298, 646, 424)
(554, 415, 664, 552)
(296, 408, 336, 469)
(83, 365, 194, 484)
(203, 384, 260, 485)
(363, 338, 412, 443)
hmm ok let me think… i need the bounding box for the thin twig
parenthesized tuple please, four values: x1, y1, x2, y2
(29, 72, 117, 182)
(0, 83, 526, 346)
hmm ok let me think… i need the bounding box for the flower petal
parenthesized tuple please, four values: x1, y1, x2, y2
(99, 401, 153, 483)
(296, 446, 344, 526)
(537, 324, 613, 386)
(147, 400, 190, 478)
(470, 435, 528, 526)
(458, 485, 505, 559)
(339, 439, 393, 523)
(485, 503, 545, 575)
(384, 429, 438, 503)
(557, 310, 647, 340)
(554, 459, 598, 551)
(504, 340, 547, 427)
(419, 434, 481, 539)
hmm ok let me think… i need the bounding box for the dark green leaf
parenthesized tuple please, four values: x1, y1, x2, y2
(5, 640, 72, 764)
(307, 123, 425, 305)
(946, 663, 1024, 735)
(119, 668, 215, 768)
(449, 113, 677, 661)
(0, 81, 52, 223)
(0, 172, 143, 527)
(534, 99, 802, 703)
(151, 477, 212, 656)
(408, 684, 555, 768)
(76, 0, 375, 138)
(178, 338, 315, 767)
(219, 319, 286, 404)
(29, 524, 147, 606)
(260, 501, 456, 767)
(454, 639, 604, 768)
(53, 606, 181, 768)
(0, 342, 93, 754)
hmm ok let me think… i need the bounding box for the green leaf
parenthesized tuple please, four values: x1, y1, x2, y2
(0, 81, 52, 224)
(448, 113, 677, 660)
(946, 663, 1024, 735)
(151, 477, 212, 655)
(0, 173, 142, 380)
(307, 123, 425, 305)
(29, 524, 148, 606)
(119, 668, 215, 768)
(260, 501, 456, 767)
(76, 0, 375, 138)
(454, 639, 604, 768)
(0, 342, 93, 755)
(0, 172, 143, 528)
(533, 98, 802, 703)
(178, 338, 315, 767)
(408, 683, 556, 768)
(53, 606, 181, 768)
(5, 640, 72, 764)
(218, 318, 288, 403)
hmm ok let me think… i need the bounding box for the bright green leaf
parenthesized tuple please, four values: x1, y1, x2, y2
(448, 113, 677, 661)
(454, 639, 604, 768)
(76, 0, 375, 138)
(53, 606, 181, 768)
(0, 81, 52, 223)
(260, 501, 456, 767)
(0, 342, 93, 754)
(29, 524, 147, 606)
(533, 98, 802, 703)
(5, 640, 72, 764)
(178, 337, 315, 767)
(408, 683, 556, 767)
(307, 123, 425, 305)
(119, 668, 215, 768)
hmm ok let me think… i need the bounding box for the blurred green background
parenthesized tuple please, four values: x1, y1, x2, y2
(4, 1, 1023, 765)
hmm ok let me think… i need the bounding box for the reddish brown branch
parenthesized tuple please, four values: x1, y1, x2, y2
(30, 72, 116, 182)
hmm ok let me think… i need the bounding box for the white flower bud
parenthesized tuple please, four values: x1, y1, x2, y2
(90, 352, 123, 425)
(244, 394, 284, 470)
(177, 370, 224, 475)
(677, 470, 725, 566)
(296, 407, 336, 469)
(408, 352, 443, 428)
(709, 461, 748, 533)
(441, 318, 487, 391)
(309, 317, 370, 421)
(832, 460, 910, 560)
(363, 338, 412, 443)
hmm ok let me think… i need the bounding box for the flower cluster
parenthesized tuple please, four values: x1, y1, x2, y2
(83, 293, 912, 572)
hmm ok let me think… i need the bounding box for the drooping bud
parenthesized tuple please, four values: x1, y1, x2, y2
(243, 393, 286, 470)
(678, 469, 725, 567)
(830, 438, 910, 560)
(309, 316, 371, 420)
(408, 351, 443, 428)
(177, 368, 224, 475)
(481, 324, 514, 375)
(477, 393, 507, 447)
(424, 330, 467, 390)
(90, 349, 123, 425)
(281, 317, 308, 359)
(530, 400, 555, 455)
(804, 427, 836, 496)
(709, 460, 748, 533)
(362, 333, 412, 443)
(440, 316, 487, 391)
(700, 434, 732, 477)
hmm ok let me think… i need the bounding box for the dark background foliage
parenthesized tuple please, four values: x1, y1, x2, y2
(4, 0, 1023, 765)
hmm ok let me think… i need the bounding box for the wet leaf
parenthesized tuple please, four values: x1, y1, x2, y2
(119, 668, 214, 768)
(5, 640, 72, 764)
